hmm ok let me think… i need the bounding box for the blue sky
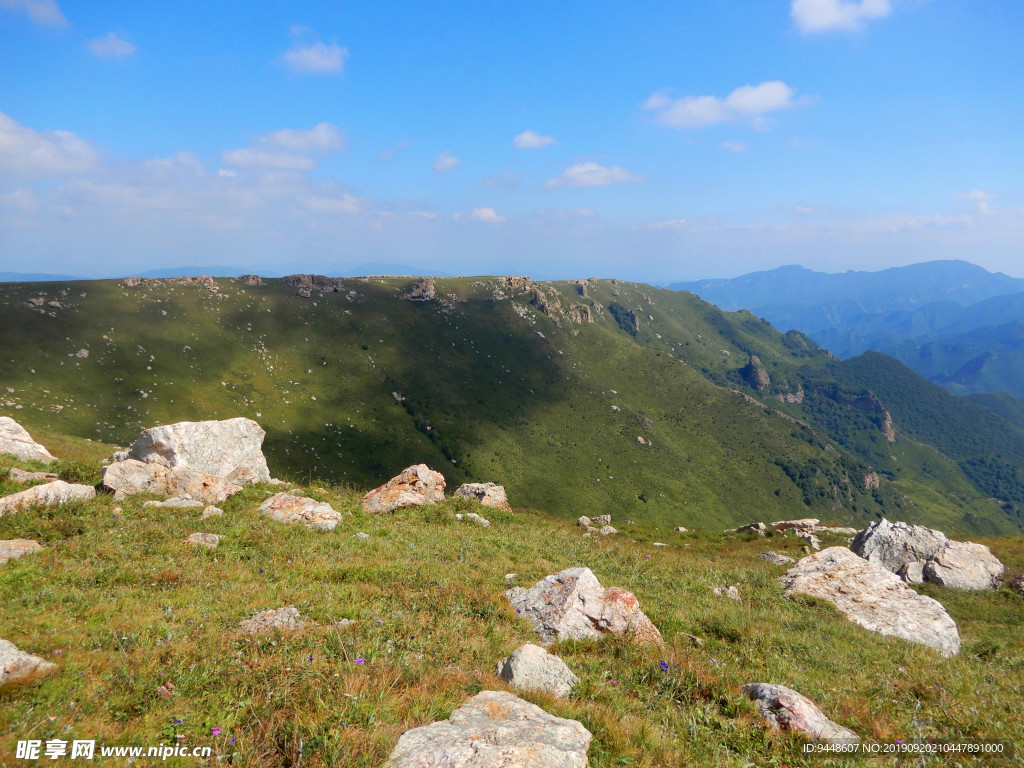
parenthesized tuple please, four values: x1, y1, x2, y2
(1, 0, 1023, 282)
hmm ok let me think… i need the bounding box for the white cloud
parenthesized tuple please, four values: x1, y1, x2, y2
(0, 111, 99, 177)
(791, 0, 892, 34)
(432, 151, 460, 173)
(720, 141, 749, 153)
(221, 123, 344, 170)
(651, 218, 688, 230)
(300, 193, 362, 214)
(282, 28, 348, 74)
(545, 162, 645, 188)
(955, 189, 996, 215)
(643, 81, 799, 129)
(218, 169, 238, 178)
(87, 32, 136, 58)
(379, 140, 410, 159)
(469, 207, 505, 223)
(513, 130, 557, 149)
(0, 0, 67, 27)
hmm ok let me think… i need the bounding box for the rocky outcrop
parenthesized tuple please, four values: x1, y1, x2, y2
(384, 690, 591, 768)
(881, 411, 897, 442)
(455, 482, 510, 510)
(851, 519, 1003, 590)
(566, 303, 593, 324)
(1, 638, 57, 684)
(169, 275, 218, 292)
(238, 607, 305, 634)
(741, 355, 771, 391)
(495, 643, 579, 698)
(0, 417, 56, 463)
(362, 464, 446, 513)
(258, 493, 342, 531)
(102, 460, 241, 504)
(530, 287, 563, 326)
(284, 274, 345, 291)
(501, 276, 533, 293)
(505, 567, 662, 646)
(0, 539, 43, 565)
(240, 274, 263, 286)
(780, 547, 960, 656)
(742, 683, 859, 745)
(6, 468, 59, 484)
(405, 277, 436, 301)
(769, 519, 819, 532)
(124, 417, 271, 484)
(0, 481, 95, 516)
(864, 471, 880, 490)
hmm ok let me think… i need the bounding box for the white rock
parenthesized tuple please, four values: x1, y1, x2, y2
(238, 606, 305, 634)
(0, 638, 57, 684)
(0, 417, 56, 463)
(924, 541, 1004, 591)
(185, 532, 220, 549)
(758, 551, 795, 566)
(0, 481, 95, 516)
(455, 482, 510, 510)
(0, 539, 43, 564)
(143, 493, 205, 509)
(850, 519, 947, 577)
(102, 460, 241, 504)
(353, 532, 371, 540)
(713, 586, 741, 602)
(495, 643, 579, 698)
(200, 506, 224, 519)
(742, 683, 859, 745)
(598, 525, 617, 536)
(258, 493, 342, 531)
(576, 516, 592, 527)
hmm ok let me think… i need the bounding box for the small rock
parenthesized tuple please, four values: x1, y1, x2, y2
(742, 683, 859, 745)
(200, 505, 224, 519)
(185, 532, 220, 550)
(144, 493, 205, 509)
(713, 586, 741, 602)
(598, 525, 617, 536)
(1010, 575, 1024, 598)
(353, 532, 371, 540)
(454, 482, 510, 510)
(592, 515, 612, 526)
(0, 638, 58, 684)
(576, 516, 592, 527)
(456, 512, 490, 527)
(495, 643, 579, 698)
(6, 468, 59, 484)
(155, 682, 176, 700)
(362, 464, 445, 513)
(799, 532, 821, 551)
(0, 481, 96, 516)
(801, 545, 811, 554)
(258, 493, 342, 531)
(0, 539, 43, 565)
(769, 518, 820, 532)
(733, 522, 768, 537)
(238, 607, 304, 634)
(675, 526, 688, 533)
(683, 633, 705, 647)
(334, 618, 357, 629)
(759, 551, 796, 566)
(504, 573, 518, 581)
(652, 542, 667, 547)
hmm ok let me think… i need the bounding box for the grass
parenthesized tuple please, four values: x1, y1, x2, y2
(2, 453, 1023, 766)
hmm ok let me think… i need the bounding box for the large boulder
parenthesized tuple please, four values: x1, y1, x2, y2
(1, 638, 57, 684)
(0, 481, 95, 516)
(495, 643, 579, 698)
(923, 541, 1004, 591)
(0, 417, 56, 463)
(742, 683, 859, 745)
(455, 482, 511, 510)
(384, 690, 591, 768)
(362, 464, 445, 513)
(102, 460, 241, 504)
(258, 493, 342, 531)
(125, 417, 270, 484)
(0, 539, 43, 565)
(779, 547, 960, 657)
(504, 567, 662, 646)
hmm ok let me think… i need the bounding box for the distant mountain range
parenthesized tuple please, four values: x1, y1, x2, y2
(671, 260, 1024, 400)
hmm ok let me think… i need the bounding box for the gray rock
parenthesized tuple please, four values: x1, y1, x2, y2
(0, 480, 96, 516)
(505, 566, 662, 646)
(923, 541, 1004, 591)
(238, 606, 304, 634)
(759, 551, 795, 566)
(125, 417, 271, 484)
(598, 525, 617, 536)
(185, 532, 220, 550)
(592, 514, 612, 526)
(384, 690, 591, 768)
(6, 468, 59, 484)
(455, 512, 490, 527)
(713, 586, 741, 602)
(0, 417, 56, 463)
(742, 683, 859, 745)
(799, 532, 821, 551)
(200, 505, 224, 519)
(143, 493, 205, 508)
(258, 493, 342, 531)
(576, 516, 592, 527)
(0, 539, 43, 564)
(455, 482, 510, 510)
(850, 519, 947, 576)
(733, 522, 767, 537)
(362, 464, 446, 513)
(353, 532, 371, 540)
(102, 460, 241, 504)
(0, 638, 57, 684)
(780, 547, 960, 657)
(675, 526, 688, 532)
(769, 518, 820, 532)
(495, 643, 579, 698)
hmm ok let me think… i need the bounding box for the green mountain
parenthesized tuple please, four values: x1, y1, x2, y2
(2, 274, 1023, 535)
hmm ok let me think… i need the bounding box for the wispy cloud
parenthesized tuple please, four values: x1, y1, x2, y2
(87, 32, 136, 59)
(0, 110, 99, 177)
(282, 27, 348, 74)
(469, 207, 505, 223)
(379, 140, 410, 159)
(0, 0, 67, 27)
(513, 130, 557, 149)
(221, 123, 345, 170)
(431, 151, 460, 173)
(643, 81, 800, 129)
(954, 189, 996, 215)
(791, 0, 892, 34)
(720, 141, 749, 153)
(545, 162, 644, 188)
(651, 218, 688, 230)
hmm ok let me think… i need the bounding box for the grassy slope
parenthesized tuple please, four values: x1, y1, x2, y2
(0, 277, 1018, 535)
(1, 451, 1022, 767)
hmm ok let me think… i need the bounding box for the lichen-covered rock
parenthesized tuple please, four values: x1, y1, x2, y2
(1, 638, 57, 684)
(0, 539, 43, 564)
(0, 417, 56, 463)
(125, 417, 270, 484)
(0, 481, 95, 516)
(102, 460, 241, 504)
(455, 482, 510, 510)
(384, 690, 591, 768)
(742, 683, 859, 745)
(362, 464, 445, 513)
(495, 644, 578, 698)
(923, 541, 1004, 591)
(238, 607, 304, 634)
(258, 493, 342, 531)
(780, 547, 960, 657)
(505, 567, 662, 646)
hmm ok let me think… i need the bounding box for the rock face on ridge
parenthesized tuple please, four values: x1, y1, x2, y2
(742, 683, 859, 745)
(384, 690, 591, 768)
(504, 567, 662, 646)
(362, 464, 445, 513)
(0, 417, 56, 463)
(780, 547, 960, 657)
(0, 481, 96, 516)
(125, 417, 271, 484)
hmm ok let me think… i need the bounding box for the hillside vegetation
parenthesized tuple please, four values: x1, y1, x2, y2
(2, 275, 1023, 535)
